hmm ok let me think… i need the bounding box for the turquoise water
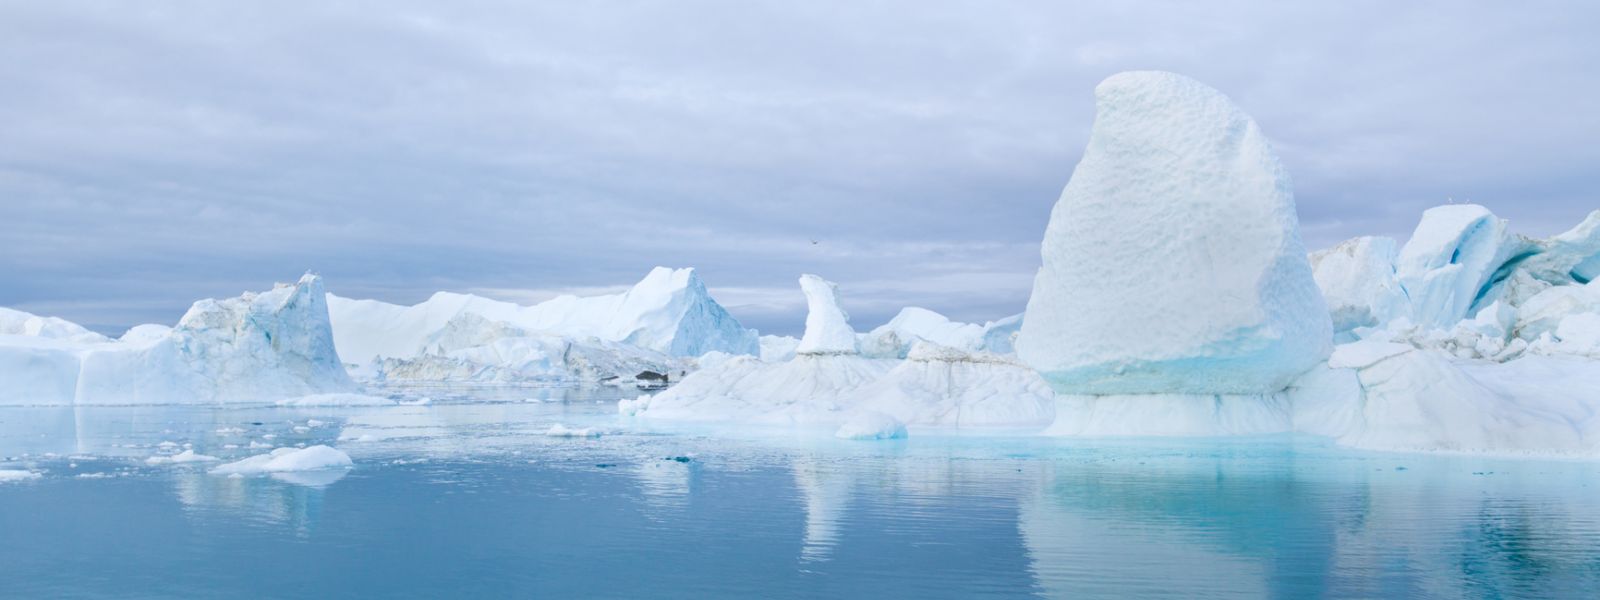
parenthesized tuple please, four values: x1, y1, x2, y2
(3, 389, 1599, 599)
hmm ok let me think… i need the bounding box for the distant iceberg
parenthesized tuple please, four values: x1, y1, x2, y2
(327, 266, 756, 384)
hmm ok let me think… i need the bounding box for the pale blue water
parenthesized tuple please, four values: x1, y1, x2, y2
(3, 389, 1599, 599)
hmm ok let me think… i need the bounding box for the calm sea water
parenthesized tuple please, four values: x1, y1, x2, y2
(3, 387, 1599, 599)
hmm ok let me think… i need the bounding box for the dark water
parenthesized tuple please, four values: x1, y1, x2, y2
(3, 390, 1599, 599)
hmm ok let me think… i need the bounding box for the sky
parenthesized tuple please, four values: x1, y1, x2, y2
(2, 1, 1597, 336)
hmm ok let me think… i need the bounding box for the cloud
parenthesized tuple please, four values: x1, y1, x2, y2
(2, 1, 1597, 336)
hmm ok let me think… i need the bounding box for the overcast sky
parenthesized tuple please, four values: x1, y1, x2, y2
(2, 1, 1597, 336)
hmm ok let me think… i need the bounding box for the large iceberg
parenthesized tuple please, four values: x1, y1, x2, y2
(76, 274, 356, 404)
(1016, 70, 1332, 395)
(0, 274, 356, 405)
(859, 307, 1022, 358)
(1393, 205, 1533, 330)
(327, 267, 756, 383)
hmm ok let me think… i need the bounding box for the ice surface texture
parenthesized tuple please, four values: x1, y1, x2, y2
(1017, 71, 1332, 394)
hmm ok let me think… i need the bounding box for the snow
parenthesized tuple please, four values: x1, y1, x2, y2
(834, 412, 908, 440)
(0, 470, 42, 483)
(1016, 71, 1332, 395)
(327, 267, 758, 371)
(361, 315, 688, 385)
(210, 445, 353, 475)
(1327, 339, 1415, 369)
(1310, 236, 1408, 337)
(1394, 205, 1533, 330)
(795, 275, 857, 355)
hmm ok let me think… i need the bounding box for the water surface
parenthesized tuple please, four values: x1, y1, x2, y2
(3, 389, 1598, 598)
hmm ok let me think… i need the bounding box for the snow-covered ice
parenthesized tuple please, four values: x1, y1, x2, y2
(1015, 71, 1332, 395)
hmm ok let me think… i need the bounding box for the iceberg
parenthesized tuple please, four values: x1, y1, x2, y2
(1393, 205, 1534, 330)
(794, 275, 857, 355)
(626, 275, 895, 425)
(0, 306, 109, 344)
(858, 308, 1023, 358)
(841, 342, 1054, 429)
(0, 274, 356, 406)
(75, 274, 356, 404)
(1310, 236, 1408, 338)
(210, 445, 354, 475)
(328, 267, 757, 370)
(1016, 70, 1332, 395)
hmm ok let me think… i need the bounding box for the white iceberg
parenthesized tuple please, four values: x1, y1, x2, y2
(1, 274, 356, 406)
(0, 306, 109, 343)
(75, 274, 356, 404)
(209, 445, 354, 475)
(841, 342, 1054, 429)
(1310, 236, 1408, 338)
(834, 411, 908, 440)
(328, 267, 758, 371)
(794, 274, 858, 355)
(1394, 205, 1533, 330)
(1016, 71, 1332, 395)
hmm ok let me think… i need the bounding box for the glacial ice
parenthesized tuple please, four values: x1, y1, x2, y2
(209, 445, 353, 475)
(795, 275, 858, 355)
(834, 411, 908, 440)
(0, 274, 356, 406)
(0, 306, 109, 343)
(328, 267, 757, 371)
(1310, 236, 1408, 338)
(1015, 70, 1332, 395)
(841, 342, 1054, 429)
(1394, 205, 1533, 330)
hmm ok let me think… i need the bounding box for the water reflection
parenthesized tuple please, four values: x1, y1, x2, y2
(6, 399, 1600, 598)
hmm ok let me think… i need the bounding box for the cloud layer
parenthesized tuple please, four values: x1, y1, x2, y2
(3, 1, 1597, 335)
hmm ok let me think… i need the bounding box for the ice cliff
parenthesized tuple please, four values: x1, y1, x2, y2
(1015, 70, 1332, 395)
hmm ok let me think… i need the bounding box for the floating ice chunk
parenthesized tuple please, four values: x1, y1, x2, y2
(145, 449, 219, 465)
(0, 469, 42, 483)
(210, 445, 353, 475)
(1017, 71, 1332, 394)
(1310, 236, 1408, 336)
(545, 424, 601, 438)
(795, 275, 858, 355)
(834, 412, 908, 440)
(276, 393, 396, 407)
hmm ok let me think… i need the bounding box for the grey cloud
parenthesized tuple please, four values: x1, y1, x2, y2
(2, 1, 1596, 336)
